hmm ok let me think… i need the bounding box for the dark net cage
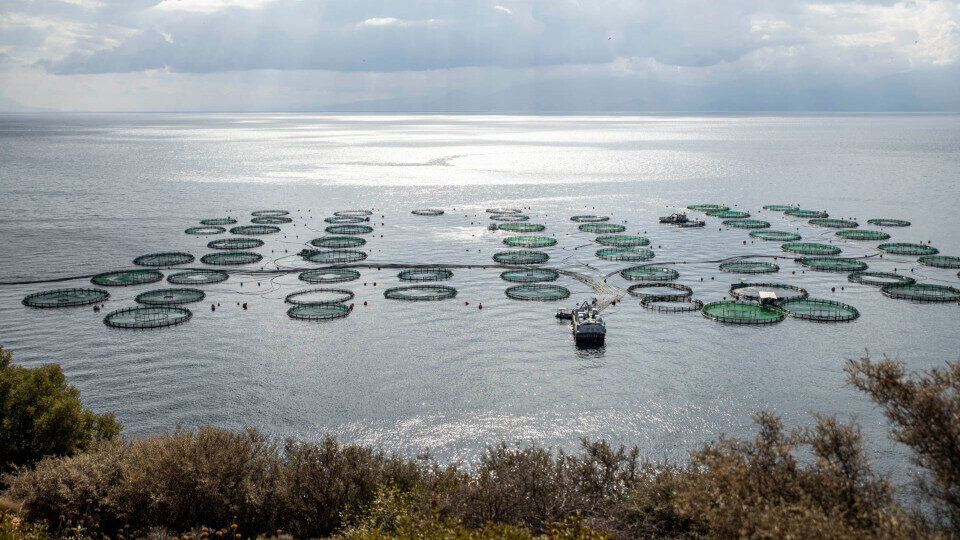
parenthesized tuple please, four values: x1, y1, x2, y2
(596, 247, 655, 261)
(723, 219, 770, 229)
(640, 295, 704, 312)
(847, 271, 915, 287)
(185, 226, 226, 235)
(498, 222, 546, 233)
(878, 243, 938, 256)
(285, 288, 354, 305)
(570, 215, 610, 223)
(311, 236, 367, 248)
(200, 251, 263, 265)
(809, 218, 858, 229)
(168, 270, 229, 285)
(785, 209, 828, 218)
(503, 235, 557, 248)
(384, 285, 458, 301)
(719, 261, 779, 274)
(135, 288, 206, 305)
(779, 298, 860, 322)
(325, 215, 368, 223)
(287, 303, 352, 320)
(133, 252, 195, 267)
(918, 255, 960, 269)
(881, 283, 960, 303)
(398, 268, 454, 281)
(729, 282, 808, 301)
(251, 216, 293, 225)
(835, 229, 890, 241)
(486, 208, 523, 214)
(305, 249, 367, 264)
(299, 268, 361, 284)
(493, 250, 550, 264)
(200, 218, 237, 226)
(750, 230, 801, 241)
(230, 225, 281, 235)
(251, 210, 289, 217)
(596, 234, 649, 246)
(620, 265, 679, 281)
(491, 214, 530, 222)
(103, 306, 192, 329)
(867, 218, 910, 227)
(687, 204, 729, 212)
(208, 238, 264, 250)
(707, 210, 750, 218)
(325, 224, 374, 235)
(579, 223, 626, 234)
(781, 242, 841, 256)
(762, 205, 799, 212)
(335, 210, 374, 217)
(92, 269, 164, 287)
(701, 301, 785, 324)
(23, 288, 110, 308)
(411, 209, 444, 216)
(797, 257, 868, 272)
(627, 283, 692, 298)
(505, 284, 571, 301)
(500, 268, 559, 282)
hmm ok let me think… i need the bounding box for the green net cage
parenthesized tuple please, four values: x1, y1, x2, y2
(167, 270, 229, 285)
(325, 215, 368, 223)
(640, 296, 703, 312)
(200, 252, 263, 265)
(782, 242, 841, 255)
(881, 283, 960, 303)
(305, 249, 367, 264)
(729, 282, 808, 301)
(595, 234, 649, 246)
(299, 268, 361, 284)
(335, 210, 373, 217)
(486, 208, 522, 214)
(687, 204, 728, 212)
(251, 216, 292, 225)
(779, 298, 860, 322)
(208, 238, 264, 250)
(627, 283, 692, 298)
(411, 209, 444, 216)
(285, 288, 354, 304)
(287, 303, 352, 320)
(384, 285, 458, 301)
(707, 210, 750, 218)
(596, 247, 655, 261)
(785, 209, 828, 218)
(750, 230, 801, 241)
(835, 229, 889, 241)
(398, 268, 454, 281)
(311, 236, 367, 248)
(719, 261, 779, 274)
(92, 269, 164, 287)
(505, 284, 571, 301)
(579, 223, 626, 234)
(867, 218, 910, 227)
(878, 243, 938, 256)
(135, 288, 206, 305)
(701, 301, 785, 324)
(503, 236, 557, 248)
(809, 218, 859, 229)
(762, 205, 799, 212)
(104, 306, 192, 329)
(251, 210, 289, 217)
(325, 224, 374, 235)
(847, 271, 914, 287)
(918, 255, 960, 269)
(200, 218, 237, 226)
(23, 288, 110, 308)
(185, 226, 226, 235)
(491, 214, 530, 222)
(500, 268, 559, 282)
(570, 215, 610, 222)
(620, 266, 679, 281)
(498, 222, 545, 233)
(723, 219, 770, 229)
(493, 250, 550, 264)
(230, 225, 281, 235)
(798, 257, 868, 272)
(133, 252, 195, 267)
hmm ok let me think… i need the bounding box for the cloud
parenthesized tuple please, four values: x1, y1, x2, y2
(494, 5, 512, 15)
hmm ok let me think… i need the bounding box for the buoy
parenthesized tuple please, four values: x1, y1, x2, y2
(363, 301, 368, 306)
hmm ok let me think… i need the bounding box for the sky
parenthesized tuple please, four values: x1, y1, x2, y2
(0, 0, 959, 112)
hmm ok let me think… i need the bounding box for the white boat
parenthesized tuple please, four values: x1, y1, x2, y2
(572, 301, 606, 344)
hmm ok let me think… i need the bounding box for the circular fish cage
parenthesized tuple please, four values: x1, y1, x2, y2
(498, 222, 545, 233)
(627, 283, 693, 298)
(918, 255, 960, 269)
(596, 247, 655, 261)
(881, 283, 960, 303)
(325, 224, 374, 235)
(251, 216, 292, 225)
(251, 210, 289, 217)
(287, 303, 352, 321)
(707, 210, 750, 218)
(723, 219, 770, 229)
(595, 234, 649, 246)
(305, 249, 367, 264)
(701, 301, 784, 325)
(867, 218, 910, 227)
(92, 269, 164, 287)
(579, 223, 626, 234)
(503, 235, 557, 248)
(200, 218, 237, 226)
(208, 237, 264, 250)
(781, 242, 841, 256)
(398, 268, 454, 281)
(750, 230, 801, 241)
(285, 288, 355, 305)
(687, 204, 729, 212)
(490, 214, 530, 222)
(762, 205, 799, 212)
(798, 257, 868, 272)
(200, 252, 263, 266)
(230, 225, 281, 235)
(384, 285, 457, 301)
(729, 282, 808, 301)
(785, 209, 828, 218)
(23, 288, 109, 308)
(620, 266, 679, 281)
(878, 243, 938, 256)
(311, 236, 366, 248)
(570, 215, 609, 223)
(411, 209, 444, 216)
(809, 218, 858, 228)
(835, 229, 890, 241)
(640, 296, 703, 312)
(133, 252, 195, 267)
(135, 288, 206, 305)
(779, 298, 860, 322)
(847, 271, 915, 287)
(167, 270, 229, 285)
(505, 284, 571, 301)
(334, 210, 373, 217)
(325, 215, 368, 224)
(719, 260, 779, 274)
(185, 226, 226, 235)
(299, 268, 361, 284)
(104, 306, 192, 329)
(500, 268, 559, 283)
(493, 250, 550, 265)
(486, 208, 522, 214)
